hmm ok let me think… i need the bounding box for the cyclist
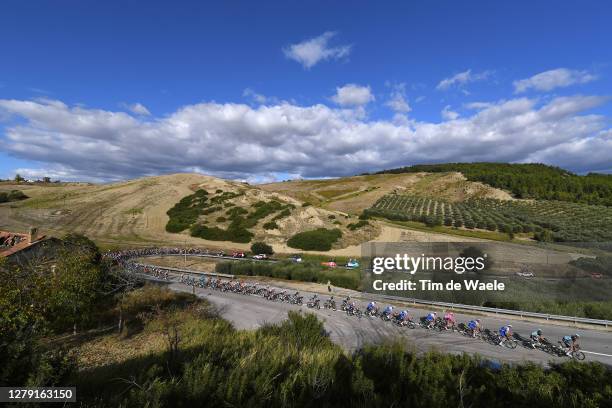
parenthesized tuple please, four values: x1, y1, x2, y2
(425, 312, 437, 329)
(443, 311, 456, 330)
(562, 334, 580, 356)
(498, 324, 513, 346)
(382, 305, 394, 319)
(396, 310, 409, 325)
(467, 319, 481, 337)
(366, 301, 377, 315)
(530, 329, 545, 347)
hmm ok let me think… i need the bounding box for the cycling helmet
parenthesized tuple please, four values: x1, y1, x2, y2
(476, 319, 481, 323)
(537, 329, 542, 335)
(508, 325, 513, 328)
(574, 333, 580, 338)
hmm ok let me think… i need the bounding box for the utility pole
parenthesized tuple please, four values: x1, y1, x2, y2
(184, 238, 187, 267)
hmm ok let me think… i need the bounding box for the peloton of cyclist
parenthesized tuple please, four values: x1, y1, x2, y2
(562, 334, 580, 356)
(498, 324, 513, 346)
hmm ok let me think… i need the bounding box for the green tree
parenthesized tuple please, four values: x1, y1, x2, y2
(251, 241, 274, 255)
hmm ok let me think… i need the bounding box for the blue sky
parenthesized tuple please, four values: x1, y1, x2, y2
(1, 0, 611, 182)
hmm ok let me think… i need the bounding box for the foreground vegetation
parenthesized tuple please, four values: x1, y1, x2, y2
(368, 194, 612, 242)
(2, 236, 611, 407)
(71, 289, 610, 407)
(375, 162, 612, 206)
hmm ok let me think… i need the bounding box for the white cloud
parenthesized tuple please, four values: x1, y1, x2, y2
(441, 105, 459, 121)
(122, 102, 151, 116)
(0, 95, 610, 182)
(283, 31, 351, 69)
(243, 88, 269, 104)
(464, 101, 492, 110)
(436, 69, 492, 91)
(385, 83, 411, 113)
(331, 84, 374, 106)
(513, 68, 597, 93)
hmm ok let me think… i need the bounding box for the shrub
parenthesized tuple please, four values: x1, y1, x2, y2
(347, 220, 368, 230)
(7, 190, 28, 201)
(287, 228, 342, 251)
(263, 221, 279, 230)
(251, 242, 274, 255)
(216, 216, 226, 222)
(302, 202, 311, 207)
(165, 190, 209, 232)
(190, 224, 253, 243)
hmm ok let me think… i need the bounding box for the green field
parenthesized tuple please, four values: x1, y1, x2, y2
(367, 194, 612, 242)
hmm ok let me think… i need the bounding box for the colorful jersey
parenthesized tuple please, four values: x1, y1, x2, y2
(426, 313, 436, 322)
(384, 306, 393, 314)
(467, 320, 478, 330)
(500, 326, 511, 336)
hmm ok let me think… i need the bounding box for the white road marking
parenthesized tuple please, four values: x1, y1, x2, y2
(582, 350, 612, 357)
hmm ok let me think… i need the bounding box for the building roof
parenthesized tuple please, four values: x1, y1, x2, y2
(0, 230, 47, 258)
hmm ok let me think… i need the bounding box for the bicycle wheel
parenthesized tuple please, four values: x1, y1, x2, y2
(506, 340, 518, 349)
(574, 351, 586, 361)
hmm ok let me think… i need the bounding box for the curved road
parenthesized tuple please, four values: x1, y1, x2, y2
(155, 277, 612, 366)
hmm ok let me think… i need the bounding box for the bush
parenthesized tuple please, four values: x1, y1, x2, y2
(8, 190, 28, 201)
(190, 224, 253, 243)
(302, 202, 311, 207)
(263, 221, 279, 230)
(216, 216, 226, 222)
(165, 190, 209, 232)
(347, 220, 368, 230)
(287, 228, 342, 251)
(251, 242, 274, 255)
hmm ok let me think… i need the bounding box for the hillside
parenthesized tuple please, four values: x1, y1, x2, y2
(0, 174, 377, 251)
(374, 163, 612, 206)
(260, 172, 512, 215)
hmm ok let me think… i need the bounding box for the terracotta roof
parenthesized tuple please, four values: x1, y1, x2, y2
(0, 231, 47, 258)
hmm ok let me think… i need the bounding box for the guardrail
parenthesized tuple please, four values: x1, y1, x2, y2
(378, 294, 611, 328)
(135, 262, 235, 279)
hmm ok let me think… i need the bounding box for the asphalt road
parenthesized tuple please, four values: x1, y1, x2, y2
(157, 277, 612, 366)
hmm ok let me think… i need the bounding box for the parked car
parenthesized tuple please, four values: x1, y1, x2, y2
(516, 271, 535, 278)
(321, 260, 337, 268)
(346, 259, 360, 268)
(232, 252, 246, 258)
(253, 254, 268, 260)
(591, 273, 603, 279)
(291, 255, 303, 263)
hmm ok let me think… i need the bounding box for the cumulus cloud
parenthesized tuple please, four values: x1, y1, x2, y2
(385, 83, 411, 113)
(0, 94, 610, 182)
(330, 84, 374, 107)
(283, 32, 351, 69)
(436, 69, 492, 91)
(513, 68, 597, 93)
(122, 102, 151, 116)
(441, 105, 459, 121)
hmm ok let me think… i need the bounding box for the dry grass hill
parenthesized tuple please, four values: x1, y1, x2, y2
(0, 174, 378, 251)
